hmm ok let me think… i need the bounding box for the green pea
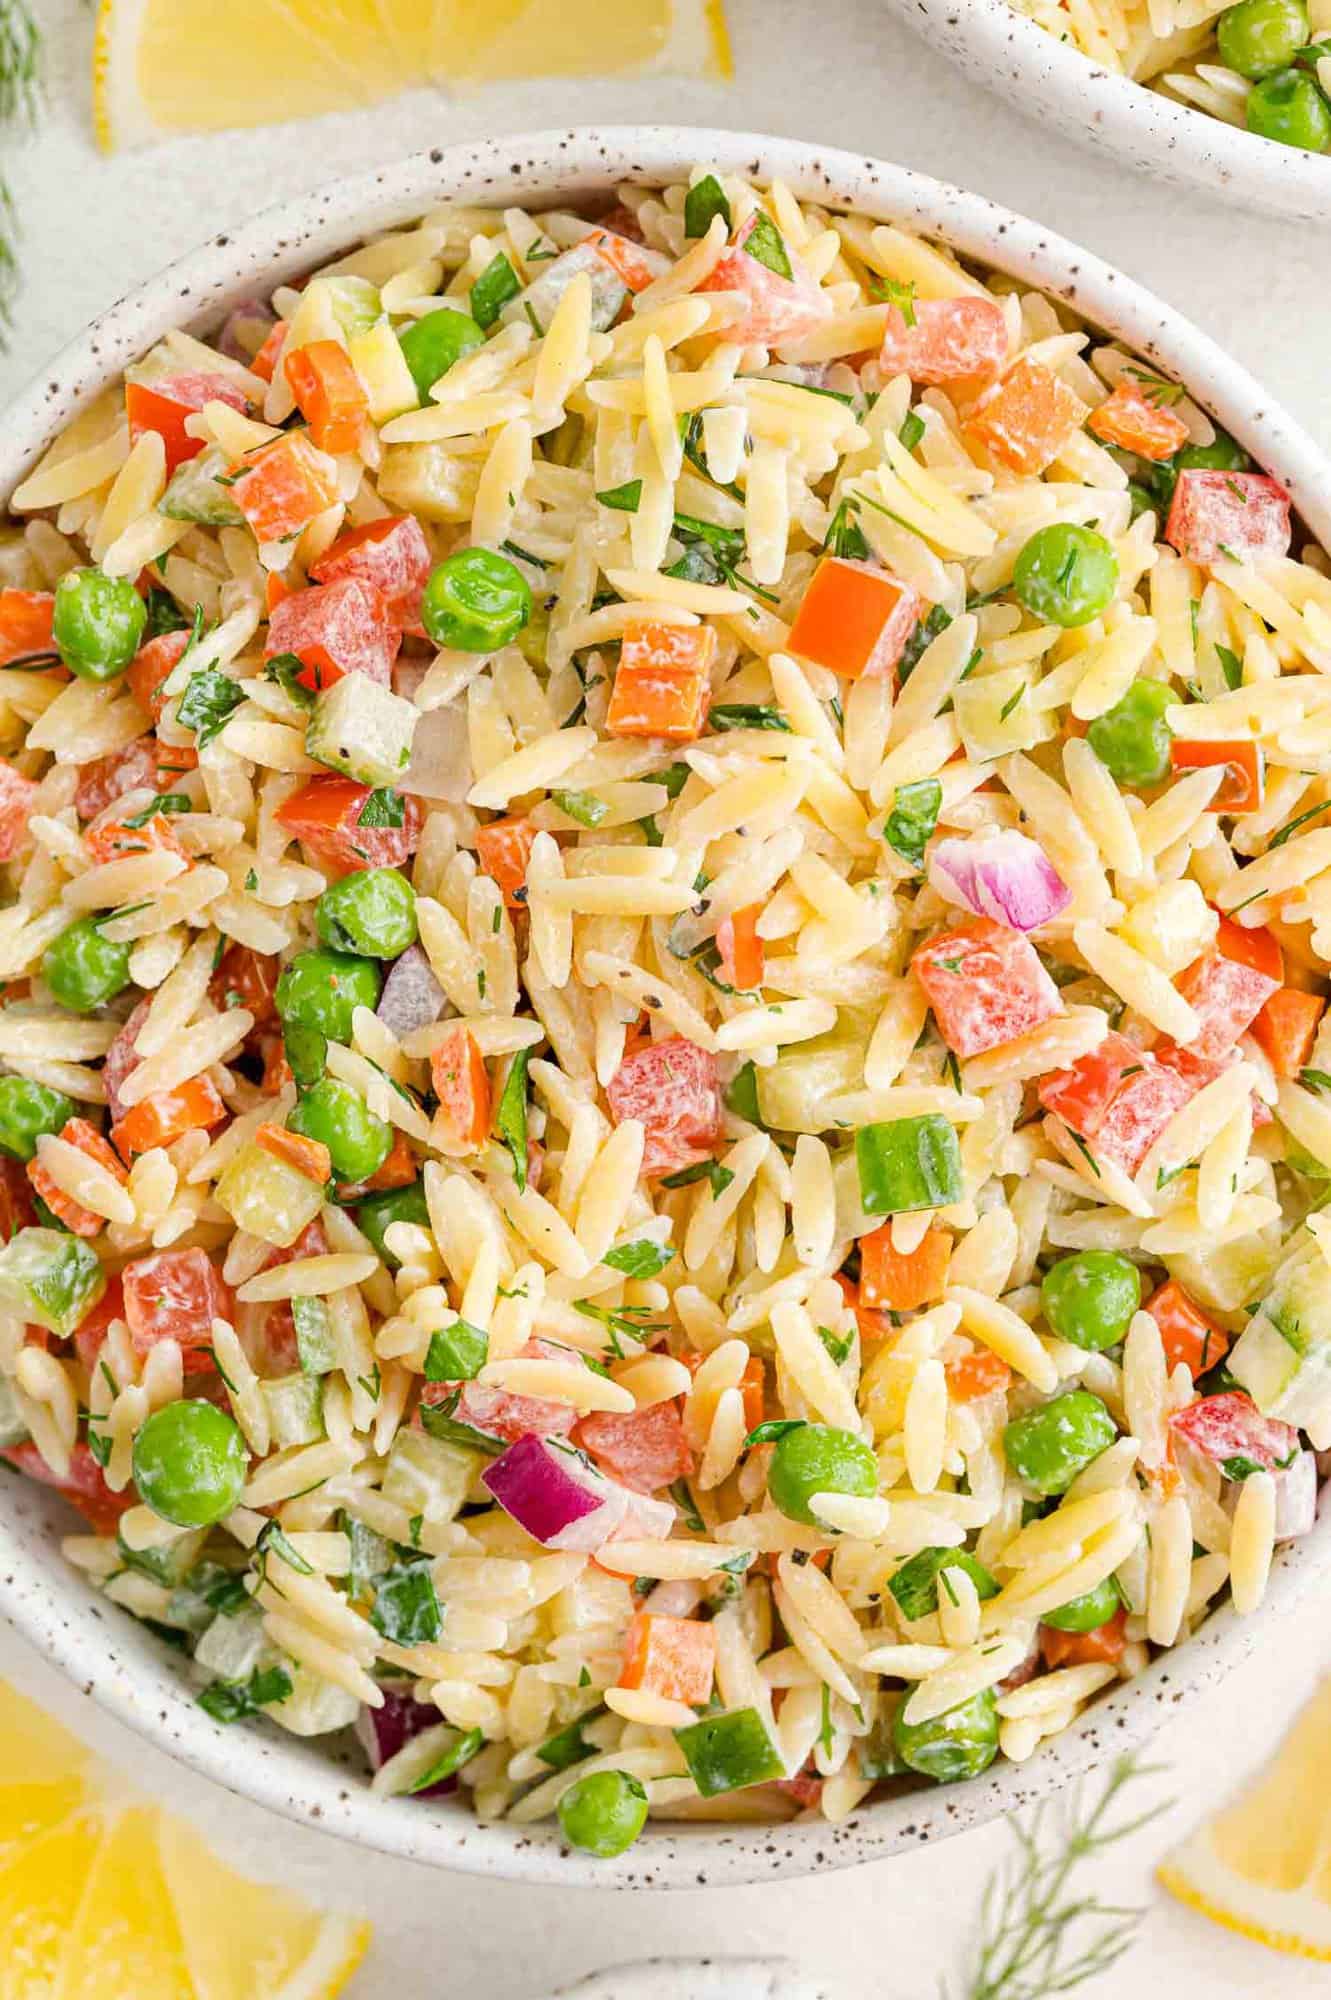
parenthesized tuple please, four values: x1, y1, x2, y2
(1176, 430, 1251, 476)
(1247, 67, 1331, 150)
(52, 567, 147, 682)
(0, 1078, 75, 1162)
(357, 1178, 430, 1266)
(767, 1422, 879, 1527)
(132, 1399, 248, 1527)
(1086, 678, 1174, 787)
(420, 549, 532, 653)
(288, 1077, 391, 1184)
(1040, 1251, 1141, 1354)
(43, 918, 133, 1015)
(1003, 1390, 1117, 1497)
(315, 868, 417, 959)
(1012, 524, 1119, 629)
(397, 308, 486, 404)
(556, 1768, 649, 1859)
(893, 1688, 999, 1784)
(1217, 0, 1308, 76)
(1042, 1575, 1122, 1633)
(275, 948, 381, 1045)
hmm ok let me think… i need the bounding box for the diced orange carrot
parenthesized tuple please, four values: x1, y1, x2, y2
(1252, 987, 1325, 1078)
(606, 623, 715, 742)
(1168, 738, 1263, 813)
(430, 1025, 491, 1155)
(111, 1075, 226, 1162)
(1215, 914, 1283, 984)
(617, 1612, 716, 1705)
(475, 815, 538, 908)
(266, 571, 292, 616)
(209, 944, 281, 1029)
(339, 1129, 417, 1200)
(715, 903, 764, 991)
(1087, 380, 1189, 463)
(230, 432, 339, 545)
(859, 1222, 952, 1313)
(27, 1117, 129, 1237)
(251, 319, 289, 384)
(964, 356, 1087, 475)
(0, 588, 56, 666)
(944, 1347, 1012, 1403)
(1145, 1278, 1229, 1380)
(786, 557, 920, 680)
(283, 340, 369, 457)
(255, 1121, 332, 1185)
(84, 808, 188, 867)
(259, 1034, 293, 1096)
(1040, 1608, 1126, 1670)
(680, 1349, 765, 1432)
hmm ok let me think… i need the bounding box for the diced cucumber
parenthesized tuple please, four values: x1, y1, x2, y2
(953, 666, 1054, 761)
(1230, 1240, 1331, 1427)
(269, 1662, 361, 1737)
(0, 1228, 105, 1339)
(0, 1370, 27, 1448)
(318, 276, 382, 341)
(755, 1026, 866, 1134)
(306, 674, 418, 788)
(116, 1524, 208, 1588)
(159, 445, 245, 526)
(293, 1295, 336, 1376)
(348, 320, 418, 424)
(381, 1427, 478, 1524)
(378, 443, 475, 523)
(260, 1372, 327, 1450)
(215, 1141, 326, 1250)
(194, 1602, 274, 1683)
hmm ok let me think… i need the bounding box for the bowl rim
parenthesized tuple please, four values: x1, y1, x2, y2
(887, 0, 1331, 222)
(1, 122, 1327, 1888)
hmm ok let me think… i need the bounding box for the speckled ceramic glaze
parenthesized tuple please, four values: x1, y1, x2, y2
(887, 0, 1331, 222)
(550, 1960, 840, 1997)
(0, 127, 1327, 1888)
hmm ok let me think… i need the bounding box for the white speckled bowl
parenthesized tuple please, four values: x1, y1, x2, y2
(1, 126, 1327, 1887)
(886, 0, 1331, 222)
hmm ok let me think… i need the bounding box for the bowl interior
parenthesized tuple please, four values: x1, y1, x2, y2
(1, 124, 1328, 1886)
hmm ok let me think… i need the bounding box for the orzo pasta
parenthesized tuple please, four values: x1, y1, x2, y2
(0, 163, 1325, 1856)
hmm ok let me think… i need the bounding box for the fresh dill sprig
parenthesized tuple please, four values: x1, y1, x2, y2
(950, 1754, 1171, 2000)
(0, 0, 42, 347)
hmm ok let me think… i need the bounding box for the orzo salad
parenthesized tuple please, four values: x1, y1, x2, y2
(1009, 0, 1331, 149)
(0, 164, 1327, 1855)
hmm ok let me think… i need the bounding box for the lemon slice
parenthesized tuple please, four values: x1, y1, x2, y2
(93, 0, 731, 150)
(1158, 1674, 1331, 1962)
(0, 1679, 371, 1999)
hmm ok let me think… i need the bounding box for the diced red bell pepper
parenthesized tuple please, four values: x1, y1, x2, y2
(698, 212, 830, 347)
(0, 588, 56, 666)
(85, 806, 187, 867)
(311, 514, 432, 632)
(878, 296, 1008, 386)
(574, 1400, 695, 1496)
(73, 1272, 126, 1372)
(1040, 1607, 1127, 1670)
(1, 1440, 132, 1534)
(475, 815, 538, 909)
(430, 1025, 491, 1155)
(1214, 916, 1283, 985)
(0, 1156, 35, 1242)
(125, 371, 249, 476)
(127, 629, 191, 720)
(778, 1770, 825, 1811)
(251, 319, 289, 385)
(275, 775, 422, 878)
(418, 1377, 576, 1443)
(230, 432, 339, 545)
(241, 1218, 328, 1375)
(606, 623, 715, 742)
(606, 1034, 723, 1178)
(912, 918, 1062, 1059)
(964, 356, 1087, 475)
(264, 577, 398, 693)
(617, 1610, 716, 1703)
(945, 1346, 1012, 1403)
(209, 943, 281, 1029)
(259, 1032, 293, 1096)
(0, 761, 38, 862)
(715, 903, 764, 992)
(1252, 987, 1324, 1078)
(786, 557, 921, 681)
(1165, 470, 1291, 566)
(266, 572, 292, 616)
(1174, 929, 1281, 1061)
(582, 226, 666, 294)
(121, 1246, 232, 1360)
(111, 1075, 226, 1162)
(1087, 380, 1190, 463)
(1170, 1390, 1300, 1475)
(27, 1118, 128, 1237)
(73, 736, 160, 821)
(1146, 1279, 1229, 1380)
(859, 1221, 952, 1312)
(103, 997, 150, 1123)
(1038, 1030, 1196, 1176)
(1168, 739, 1263, 814)
(283, 341, 369, 457)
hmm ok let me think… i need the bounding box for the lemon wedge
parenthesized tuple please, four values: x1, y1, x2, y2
(0, 1677, 371, 1999)
(93, 0, 731, 150)
(1158, 1674, 1331, 1962)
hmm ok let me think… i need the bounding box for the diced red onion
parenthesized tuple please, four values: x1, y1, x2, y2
(1273, 1450, 1318, 1540)
(217, 299, 278, 366)
(402, 702, 473, 803)
(355, 1689, 458, 1797)
(482, 1433, 632, 1550)
(376, 944, 446, 1039)
(928, 829, 1071, 933)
